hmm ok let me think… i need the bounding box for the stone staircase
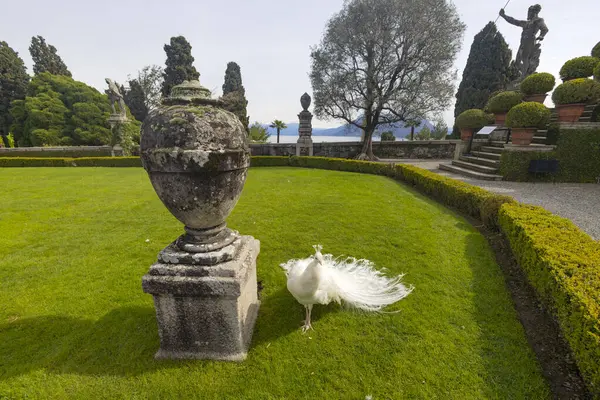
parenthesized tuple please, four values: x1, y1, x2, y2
(439, 141, 503, 181)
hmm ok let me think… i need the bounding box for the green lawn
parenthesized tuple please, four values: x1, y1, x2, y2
(0, 167, 549, 399)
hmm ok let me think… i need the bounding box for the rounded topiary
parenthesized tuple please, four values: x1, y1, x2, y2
(592, 41, 600, 58)
(519, 72, 556, 95)
(506, 102, 550, 129)
(455, 109, 493, 129)
(559, 56, 600, 81)
(552, 78, 600, 105)
(486, 91, 523, 114)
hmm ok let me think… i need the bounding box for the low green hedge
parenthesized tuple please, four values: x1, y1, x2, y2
(505, 102, 551, 129)
(552, 78, 600, 105)
(0, 157, 142, 167)
(499, 203, 600, 395)
(0, 147, 113, 158)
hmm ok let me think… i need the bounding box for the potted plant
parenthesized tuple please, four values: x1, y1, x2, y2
(559, 56, 600, 81)
(505, 102, 551, 145)
(455, 109, 493, 141)
(551, 78, 600, 122)
(486, 91, 522, 125)
(519, 72, 555, 103)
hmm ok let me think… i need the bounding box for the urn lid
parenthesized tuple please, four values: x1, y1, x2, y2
(165, 80, 222, 107)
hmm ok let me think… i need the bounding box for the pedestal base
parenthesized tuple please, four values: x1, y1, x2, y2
(142, 236, 260, 361)
(296, 136, 313, 156)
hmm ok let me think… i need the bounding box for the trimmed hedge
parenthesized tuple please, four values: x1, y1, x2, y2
(559, 56, 600, 81)
(499, 203, 600, 395)
(0, 147, 113, 158)
(520, 72, 556, 95)
(552, 78, 600, 105)
(500, 127, 600, 183)
(456, 109, 494, 129)
(0, 157, 142, 167)
(505, 102, 551, 129)
(486, 91, 523, 114)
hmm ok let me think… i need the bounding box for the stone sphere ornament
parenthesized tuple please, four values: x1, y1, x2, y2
(141, 80, 250, 254)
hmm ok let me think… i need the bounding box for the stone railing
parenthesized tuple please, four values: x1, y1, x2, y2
(250, 140, 461, 159)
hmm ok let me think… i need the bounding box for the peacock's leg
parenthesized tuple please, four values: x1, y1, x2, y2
(302, 304, 314, 333)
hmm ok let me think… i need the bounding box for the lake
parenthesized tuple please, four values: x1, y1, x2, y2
(267, 135, 405, 143)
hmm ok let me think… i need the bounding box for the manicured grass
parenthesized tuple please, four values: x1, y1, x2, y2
(0, 167, 549, 399)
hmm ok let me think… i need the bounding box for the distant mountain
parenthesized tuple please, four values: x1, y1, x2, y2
(262, 120, 435, 139)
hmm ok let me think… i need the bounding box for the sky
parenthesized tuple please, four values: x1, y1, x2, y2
(1, 0, 598, 128)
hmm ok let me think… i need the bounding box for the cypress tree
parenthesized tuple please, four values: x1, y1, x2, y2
(29, 36, 72, 77)
(0, 41, 30, 147)
(161, 36, 199, 97)
(454, 22, 512, 120)
(124, 79, 148, 122)
(221, 62, 249, 132)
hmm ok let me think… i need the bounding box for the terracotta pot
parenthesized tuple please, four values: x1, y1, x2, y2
(460, 128, 474, 141)
(140, 80, 250, 253)
(494, 113, 507, 125)
(523, 93, 547, 103)
(510, 128, 537, 146)
(556, 104, 586, 122)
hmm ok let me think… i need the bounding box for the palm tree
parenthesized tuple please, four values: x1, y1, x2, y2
(269, 120, 287, 144)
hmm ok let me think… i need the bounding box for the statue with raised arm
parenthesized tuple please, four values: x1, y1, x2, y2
(105, 78, 127, 117)
(499, 4, 548, 81)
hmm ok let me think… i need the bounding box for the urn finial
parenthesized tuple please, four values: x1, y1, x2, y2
(300, 92, 311, 111)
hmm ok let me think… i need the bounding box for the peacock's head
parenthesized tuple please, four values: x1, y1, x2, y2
(313, 244, 324, 264)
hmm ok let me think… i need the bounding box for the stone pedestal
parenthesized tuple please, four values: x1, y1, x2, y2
(296, 93, 314, 156)
(142, 236, 260, 361)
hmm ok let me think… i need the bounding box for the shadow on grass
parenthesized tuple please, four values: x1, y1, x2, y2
(0, 306, 187, 380)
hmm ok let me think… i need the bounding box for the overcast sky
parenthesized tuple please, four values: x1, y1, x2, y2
(1, 0, 598, 128)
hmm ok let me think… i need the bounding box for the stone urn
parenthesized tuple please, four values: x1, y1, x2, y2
(511, 128, 536, 145)
(460, 128, 474, 141)
(494, 113, 507, 126)
(556, 103, 586, 123)
(140, 80, 260, 361)
(523, 93, 548, 103)
(141, 80, 249, 253)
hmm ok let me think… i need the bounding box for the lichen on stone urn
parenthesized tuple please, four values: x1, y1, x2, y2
(140, 80, 250, 253)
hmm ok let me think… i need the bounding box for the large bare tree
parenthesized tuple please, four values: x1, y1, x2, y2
(310, 0, 465, 159)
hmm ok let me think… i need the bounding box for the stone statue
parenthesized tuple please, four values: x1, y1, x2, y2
(499, 4, 549, 81)
(297, 92, 314, 156)
(105, 78, 127, 117)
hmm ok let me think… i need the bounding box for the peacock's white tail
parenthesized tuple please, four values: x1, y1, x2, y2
(320, 253, 413, 312)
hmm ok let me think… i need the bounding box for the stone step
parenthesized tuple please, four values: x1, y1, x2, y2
(532, 136, 547, 145)
(471, 151, 501, 160)
(480, 146, 503, 154)
(460, 155, 500, 168)
(487, 141, 506, 148)
(452, 160, 499, 174)
(439, 163, 503, 181)
(537, 129, 548, 134)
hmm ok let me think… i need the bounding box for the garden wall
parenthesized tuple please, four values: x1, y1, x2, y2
(250, 140, 460, 159)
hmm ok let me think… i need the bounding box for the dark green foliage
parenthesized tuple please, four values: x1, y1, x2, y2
(29, 36, 71, 77)
(454, 22, 512, 119)
(552, 78, 600, 105)
(559, 56, 600, 81)
(499, 203, 600, 396)
(486, 91, 522, 113)
(594, 62, 600, 82)
(0, 41, 30, 147)
(505, 102, 550, 129)
(0, 157, 141, 167)
(593, 42, 600, 58)
(161, 36, 199, 98)
(519, 72, 556, 95)
(10, 73, 113, 146)
(500, 128, 600, 182)
(455, 109, 493, 129)
(221, 62, 249, 132)
(123, 79, 148, 122)
(380, 131, 395, 141)
(0, 147, 112, 158)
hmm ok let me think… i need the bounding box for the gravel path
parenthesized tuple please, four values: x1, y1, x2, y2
(387, 159, 600, 240)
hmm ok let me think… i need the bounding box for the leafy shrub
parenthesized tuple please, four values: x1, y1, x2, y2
(505, 102, 550, 128)
(592, 41, 600, 58)
(499, 203, 600, 395)
(519, 72, 556, 95)
(594, 62, 600, 82)
(250, 156, 290, 167)
(455, 109, 493, 129)
(486, 91, 523, 113)
(380, 131, 396, 141)
(559, 56, 600, 81)
(552, 78, 600, 105)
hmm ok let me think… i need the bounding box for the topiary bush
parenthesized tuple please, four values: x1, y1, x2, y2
(519, 72, 556, 95)
(505, 102, 551, 128)
(486, 91, 523, 113)
(592, 41, 600, 58)
(455, 109, 493, 129)
(559, 56, 600, 81)
(552, 78, 600, 105)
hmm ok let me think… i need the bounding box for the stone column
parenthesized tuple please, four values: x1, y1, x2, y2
(140, 80, 260, 361)
(296, 92, 314, 156)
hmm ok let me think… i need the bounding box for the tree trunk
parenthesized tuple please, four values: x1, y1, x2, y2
(410, 126, 415, 141)
(355, 128, 379, 161)
(277, 128, 280, 144)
